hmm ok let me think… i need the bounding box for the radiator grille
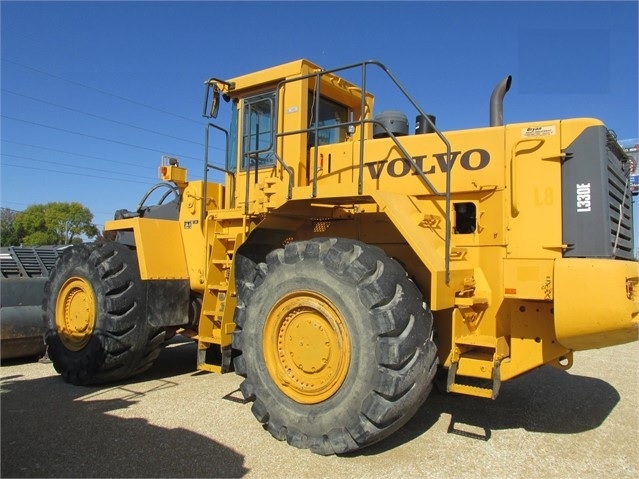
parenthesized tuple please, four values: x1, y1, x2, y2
(606, 131, 634, 259)
(562, 126, 635, 260)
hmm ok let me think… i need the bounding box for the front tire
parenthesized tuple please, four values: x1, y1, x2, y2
(233, 238, 438, 455)
(43, 242, 165, 385)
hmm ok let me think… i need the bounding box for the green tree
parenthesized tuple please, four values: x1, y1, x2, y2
(44, 202, 99, 245)
(0, 208, 23, 246)
(7, 202, 99, 246)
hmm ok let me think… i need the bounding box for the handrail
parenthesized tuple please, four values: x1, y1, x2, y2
(272, 152, 294, 200)
(271, 60, 454, 283)
(509, 138, 544, 217)
(204, 123, 233, 221)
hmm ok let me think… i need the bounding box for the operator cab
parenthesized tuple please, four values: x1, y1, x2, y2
(203, 59, 372, 195)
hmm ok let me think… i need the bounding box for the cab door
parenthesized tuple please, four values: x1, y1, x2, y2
(241, 91, 277, 174)
(236, 90, 279, 212)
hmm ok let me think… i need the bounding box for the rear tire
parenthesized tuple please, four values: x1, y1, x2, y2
(233, 238, 438, 455)
(43, 242, 165, 385)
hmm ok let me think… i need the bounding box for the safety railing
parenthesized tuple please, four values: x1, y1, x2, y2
(267, 61, 454, 283)
(203, 123, 235, 223)
(228, 60, 454, 283)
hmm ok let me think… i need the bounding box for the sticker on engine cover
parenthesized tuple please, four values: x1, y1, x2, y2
(522, 125, 556, 137)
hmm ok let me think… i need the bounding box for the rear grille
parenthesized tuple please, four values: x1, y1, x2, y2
(562, 125, 635, 260)
(606, 132, 634, 258)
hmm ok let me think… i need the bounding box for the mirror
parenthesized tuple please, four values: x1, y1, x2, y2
(202, 81, 220, 119)
(210, 86, 220, 118)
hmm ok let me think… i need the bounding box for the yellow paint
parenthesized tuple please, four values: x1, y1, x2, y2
(103, 59, 637, 399)
(55, 277, 96, 351)
(503, 259, 554, 300)
(105, 217, 188, 280)
(262, 291, 351, 404)
(554, 258, 639, 350)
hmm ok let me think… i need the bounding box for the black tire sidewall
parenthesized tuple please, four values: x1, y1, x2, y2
(44, 245, 107, 379)
(242, 251, 380, 435)
(43, 243, 153, 384)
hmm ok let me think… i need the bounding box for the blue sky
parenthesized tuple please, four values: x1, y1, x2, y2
(1, 1, 638, 232)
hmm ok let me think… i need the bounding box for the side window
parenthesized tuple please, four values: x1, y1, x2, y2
(242, 91, 276, 170)
(308, 93, 348, 146)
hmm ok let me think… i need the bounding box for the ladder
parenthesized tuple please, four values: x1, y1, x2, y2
(446, 330, 509, 399)
(196, 212, 247, 373)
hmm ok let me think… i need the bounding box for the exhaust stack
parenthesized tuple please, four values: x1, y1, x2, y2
(490, 75, 512, 127)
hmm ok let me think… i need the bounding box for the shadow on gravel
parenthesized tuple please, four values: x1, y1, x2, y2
(132, 336, 205, 383)
(129, 338, 621, 459)
(2, 337, 622, 466)
(356, 364, 620, 456)
(0, 338, 248, 478)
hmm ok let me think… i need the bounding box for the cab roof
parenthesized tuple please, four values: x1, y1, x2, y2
(225, 59, 322, 93)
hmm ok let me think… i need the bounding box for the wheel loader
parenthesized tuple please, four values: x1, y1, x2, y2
(43, 59, 638, 455)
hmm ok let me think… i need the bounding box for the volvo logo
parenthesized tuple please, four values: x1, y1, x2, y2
(365, 148, 490, 179)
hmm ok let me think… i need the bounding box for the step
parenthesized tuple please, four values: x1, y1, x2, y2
(455, 354, 495, 380)
(454, 334, 501, 349)
(447, 358, 502, 399)
(447, 383, 494, 399)
(213, 233, 237, 240)
(196, 343, 232, 374)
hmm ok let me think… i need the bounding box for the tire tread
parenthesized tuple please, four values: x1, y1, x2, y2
(232, 237, 438, 455)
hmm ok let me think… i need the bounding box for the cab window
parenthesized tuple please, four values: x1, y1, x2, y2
(242, 91, 276, 170)
(308, 93, 348, 146)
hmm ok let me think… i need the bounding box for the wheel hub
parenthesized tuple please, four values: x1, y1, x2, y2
(55, 276, 96, 351)
(263, 291, 350, 404)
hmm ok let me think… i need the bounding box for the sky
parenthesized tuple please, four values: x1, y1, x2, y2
(1, 0, 638, 233)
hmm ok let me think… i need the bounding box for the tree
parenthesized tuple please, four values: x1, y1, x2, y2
(0, 208, 23, 246)
(4, 202, 99, 246)
(44, 202, 100, 245)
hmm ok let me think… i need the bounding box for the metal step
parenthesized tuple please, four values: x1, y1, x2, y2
(446, 357, 502, 400)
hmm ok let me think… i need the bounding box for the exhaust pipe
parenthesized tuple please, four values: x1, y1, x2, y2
(489, 75, 512, 127)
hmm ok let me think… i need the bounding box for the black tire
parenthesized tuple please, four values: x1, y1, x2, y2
(43, 242, 165, 385)
(233, 238, 438, 455)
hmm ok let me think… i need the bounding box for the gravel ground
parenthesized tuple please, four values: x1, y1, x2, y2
(1, 338, 637, 478)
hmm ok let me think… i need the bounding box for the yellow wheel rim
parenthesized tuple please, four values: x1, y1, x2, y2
(55, 276, 97, 351)
(263, 291, 351, 404)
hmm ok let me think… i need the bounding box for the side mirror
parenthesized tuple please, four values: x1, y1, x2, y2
(202, 81, 220, 119)
(210, 86, 220, 118)
(202, 78, 234, 119)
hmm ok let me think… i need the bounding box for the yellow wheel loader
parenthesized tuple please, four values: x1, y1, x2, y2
(43, 59, 638, 455)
